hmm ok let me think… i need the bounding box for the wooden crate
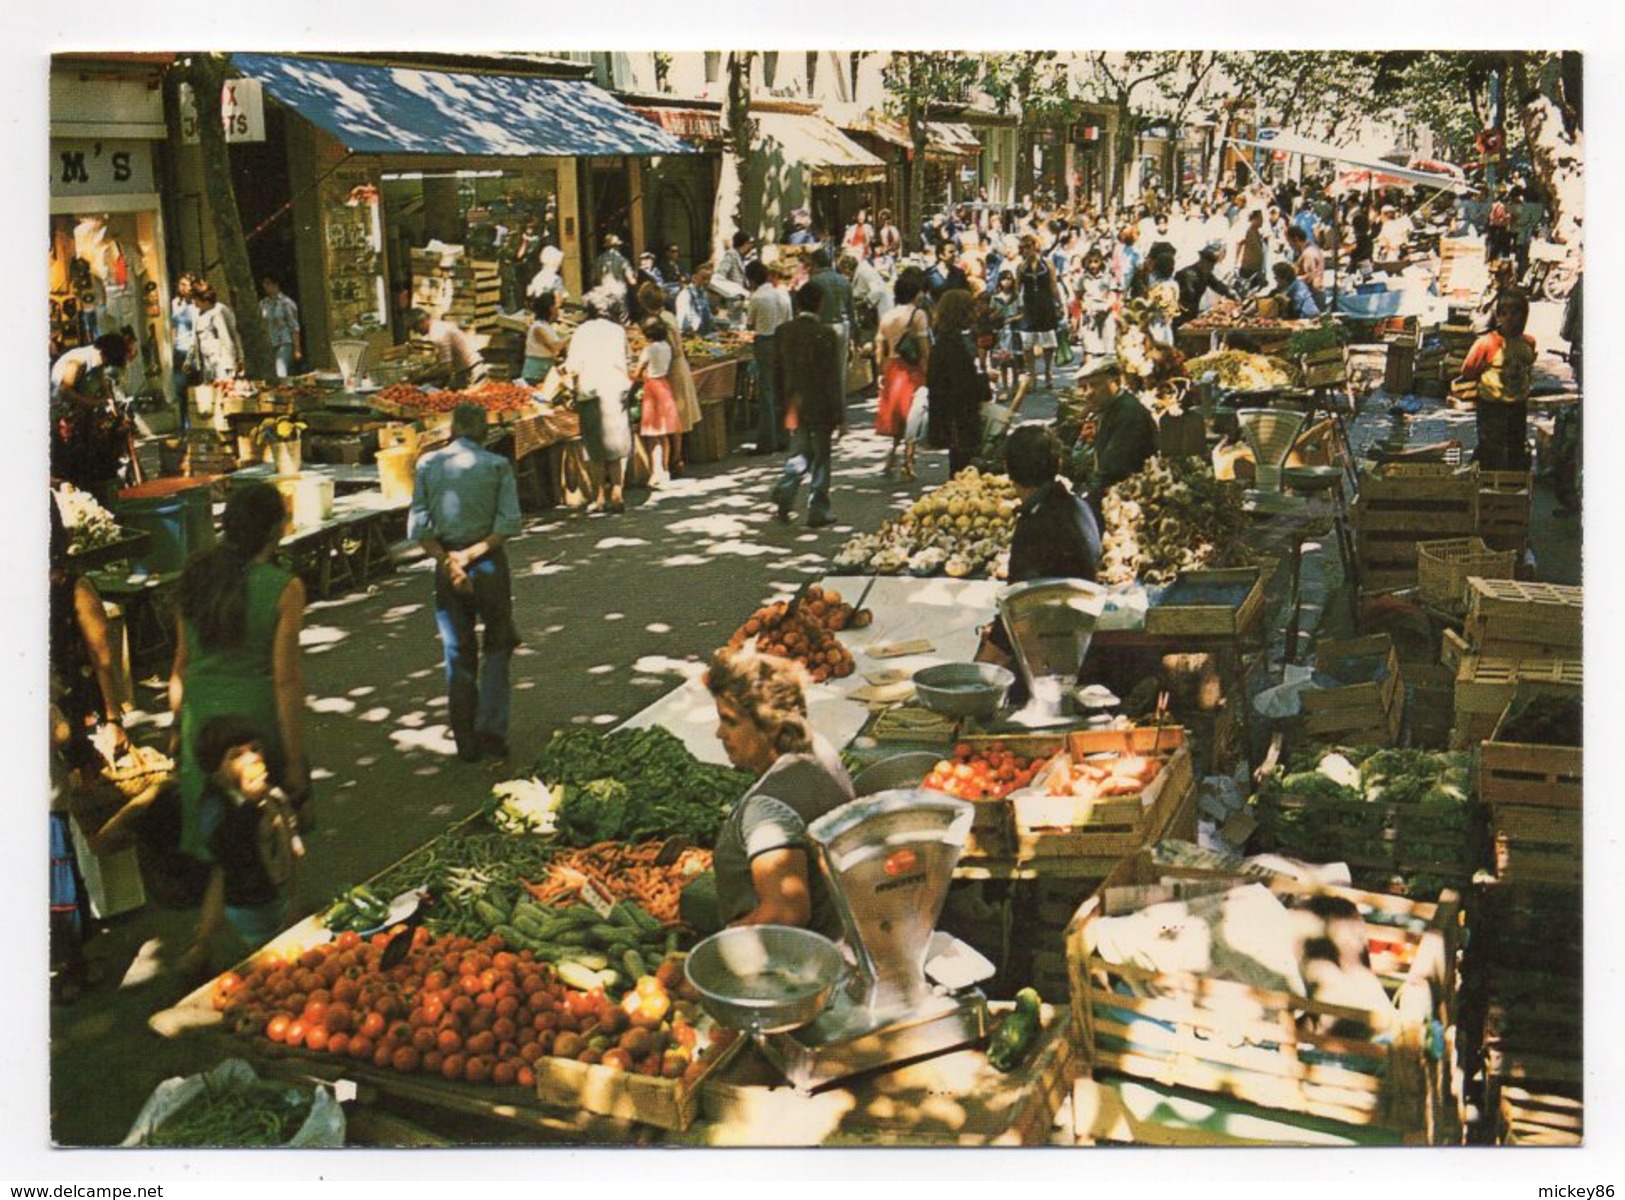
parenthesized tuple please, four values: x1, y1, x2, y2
(686, 397, 730, 464)
(1479, 695, 1583, 887)
(1452, 656, 1581, 749)
(1063, 853, 1461, 1142)
(1071, 1072, 1414, 1146)
(1480, 967, 1583, 1145)
(1464, 578, 1582, 661)
(532, 1031, 743, 1131)
(1406, 663, 1457, 751)
(1416, 538, 1517, 612)
(1299, 634, 1405, 745)
(1010, 728, 1193, 865)
(1477, 470, 1532, 553)
(1143, 567, 1267, 638)
(1355, 463, 1479, 588)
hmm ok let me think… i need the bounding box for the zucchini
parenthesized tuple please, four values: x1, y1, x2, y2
(986, 988, 1043, 1073)
(555, 960, 604, 992)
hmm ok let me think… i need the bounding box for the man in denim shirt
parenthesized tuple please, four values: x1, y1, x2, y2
(408, 404, 522, 762)
(258, 276, 302, 378)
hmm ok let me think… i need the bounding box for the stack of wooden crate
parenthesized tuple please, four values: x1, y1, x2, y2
(1479, 690, 1582, 889)
(1463, 883, 1583, 1145)
(409, 248, 502, 333)
(1476, 470, 1533, 554)
(1438, 321, 1479, 385)
(1355, 463, 1479, 592)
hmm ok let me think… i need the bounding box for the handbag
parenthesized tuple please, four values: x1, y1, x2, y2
(626, 381, 643, 426)
(894, 305, 924, 365)
(905, 385, 931, 443)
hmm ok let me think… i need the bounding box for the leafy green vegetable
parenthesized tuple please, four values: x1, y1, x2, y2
(530, 727, 753, 847)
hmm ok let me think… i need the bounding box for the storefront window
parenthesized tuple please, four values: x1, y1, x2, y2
(49, 210, 166, 396)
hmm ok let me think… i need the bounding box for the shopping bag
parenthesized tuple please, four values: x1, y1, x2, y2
(1055, 327, 1075, 367)
(905, 386, 931, 444)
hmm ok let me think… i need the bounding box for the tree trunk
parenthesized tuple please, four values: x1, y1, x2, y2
(1513, 53, 1584, 247)
(711, 52, 755, 262)
(1111, 97, 1135, 205)
(182, 54, 274, 380)
(908, 121, 928, 251)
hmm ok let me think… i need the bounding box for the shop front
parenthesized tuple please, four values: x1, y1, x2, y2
(224, 52, 695, 371)
(626, 101, 723, 269)
(741, 102, 886, 247)
(50, 58, 177, 419)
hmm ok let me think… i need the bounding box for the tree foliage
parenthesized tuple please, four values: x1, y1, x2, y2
(881, 52, 983, 242)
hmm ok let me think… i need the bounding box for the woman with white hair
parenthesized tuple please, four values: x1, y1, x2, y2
(525, 245, 568, 305)
(562, 289, 633, 514)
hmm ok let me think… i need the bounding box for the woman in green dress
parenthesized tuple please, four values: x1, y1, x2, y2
(168, 483, 309, 864)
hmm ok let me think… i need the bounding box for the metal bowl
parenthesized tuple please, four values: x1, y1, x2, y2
(1283, 464, 1343, 493)
(685, 925, 846, 1035)
(850, 751, 943, 797)
(912, 662, 1016, 719)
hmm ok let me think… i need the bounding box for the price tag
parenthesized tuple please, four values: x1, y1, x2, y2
(867, 638, 935, 660)
(864, 668, 909, 686)
(578, 879, 617, 919)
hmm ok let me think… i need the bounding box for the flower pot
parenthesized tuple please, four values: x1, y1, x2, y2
(272, 441, 302, 476)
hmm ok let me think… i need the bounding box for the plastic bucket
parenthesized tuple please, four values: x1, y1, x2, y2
(114, 480, 217, 574)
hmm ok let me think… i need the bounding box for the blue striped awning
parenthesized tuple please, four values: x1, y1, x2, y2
(230, 52, 695, 158)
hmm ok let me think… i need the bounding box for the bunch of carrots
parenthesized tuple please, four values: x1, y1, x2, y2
(522, 842, 713, 925)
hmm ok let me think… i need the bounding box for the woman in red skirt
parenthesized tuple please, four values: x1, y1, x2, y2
(634, 318, 682, 489)
(873, 268, 931, 480)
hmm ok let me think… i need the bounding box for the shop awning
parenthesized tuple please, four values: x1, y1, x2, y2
(631, 105, 723, 144)
(229, 52, 695, 158)
(841, 110, 911, 149)
(752, 110, 886, 186)
(1224, 131, 1478, 194)
(926, 121, 981, 156)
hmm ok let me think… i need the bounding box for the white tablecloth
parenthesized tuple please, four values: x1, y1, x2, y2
(616, 574, 1003, 763)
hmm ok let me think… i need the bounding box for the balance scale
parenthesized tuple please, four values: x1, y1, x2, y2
(1237, 406, 1309, 514)
(996, 578, 1107, 729)
(331, 338, 371, 391)
(756, 791, 991, 1092)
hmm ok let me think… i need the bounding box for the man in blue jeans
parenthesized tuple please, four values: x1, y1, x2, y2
(408, 403, 522, 762)
(771, 281, 845, 528)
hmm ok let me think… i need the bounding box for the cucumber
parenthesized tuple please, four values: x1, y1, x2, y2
(527, 942, 568, 962)
(987, 988, 1043, 1073)
(559, 906, 602, 927)
(555, 960, 604, 992)
(587, 922, 627, 943)
(551, 929, 594, 948)
(624, 902, 661, 933)
(622, 949, 648, 981)
(511, 910, 551, 939)
(474, 899, 510, 929)
(608, 903, 642, 931)
(492, 924, 532, 952)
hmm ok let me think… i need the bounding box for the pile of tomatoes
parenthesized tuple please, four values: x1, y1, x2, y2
(212, 928, 733, 1089)
(727, 587, 871, 684)
(920, 740, 1050, 802)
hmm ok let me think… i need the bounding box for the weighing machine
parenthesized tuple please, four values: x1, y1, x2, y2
(687, 790, 993, 1092)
